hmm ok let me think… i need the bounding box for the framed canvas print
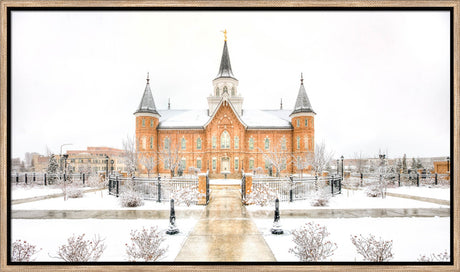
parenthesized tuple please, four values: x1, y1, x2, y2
(0, 1, 458, 271)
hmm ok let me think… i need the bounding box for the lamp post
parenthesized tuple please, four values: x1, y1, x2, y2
(63, 154, 69, 201)
(105, 155, 109, 178)
(340, 156, 344, 180)
(111, 159, 114, 176)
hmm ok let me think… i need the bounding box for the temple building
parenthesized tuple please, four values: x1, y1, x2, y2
(134, 34, 315, 178)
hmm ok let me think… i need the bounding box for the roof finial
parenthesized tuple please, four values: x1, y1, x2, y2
(280, 98, 283, 110)
(221, 29, 227, 41)
(300, 72, 303, 85)
(147, 72, 150, 83)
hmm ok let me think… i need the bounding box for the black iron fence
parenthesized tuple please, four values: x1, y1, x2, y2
(247, 175, 342, 202)
(10, 172, 90, 186)
(108, 175, 201, 204)
(349, 172, 450, 187)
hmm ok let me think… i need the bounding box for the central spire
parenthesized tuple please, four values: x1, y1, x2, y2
(215, 31, 236, 80)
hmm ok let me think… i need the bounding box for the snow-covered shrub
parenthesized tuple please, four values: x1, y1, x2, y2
(365, 184, 382, 198)
(243, 184, 277, 207)
(54, 234, 105, 262)
(310, 190, 330, 207)
(170, 185, 200, 207)
(418, 250, 450, 262)
(289, 222, 337, 261)
(11, 240, 41, 262)
(120, 190, 144, 207)
(350, 234, 393, 262)
(67, 187, 83, 198)
(125, 226, 167, 262)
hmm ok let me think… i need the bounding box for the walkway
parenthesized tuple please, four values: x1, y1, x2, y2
(175, 187, 276, 262)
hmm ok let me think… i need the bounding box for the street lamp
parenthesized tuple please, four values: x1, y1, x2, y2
(111, 159, 114, 175)
(63, 154, 69, 201)
(340, 155, 344, 180)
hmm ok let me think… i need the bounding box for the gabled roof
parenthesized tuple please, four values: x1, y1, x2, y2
(203, 97, 247, 128)
(134, 75, 160, 116)
(215, 41, 236, 80)
(290, 74, 315, 116)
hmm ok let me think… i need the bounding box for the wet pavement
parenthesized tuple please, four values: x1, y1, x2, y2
(174, 188, 276, 262)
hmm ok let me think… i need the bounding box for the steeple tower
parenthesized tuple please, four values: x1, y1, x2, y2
(135, 73, 160, 117)
(208, 30, 243, 116)
(290, 73, 315, 116)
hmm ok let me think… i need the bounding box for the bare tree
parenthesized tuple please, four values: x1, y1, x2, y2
(306, 142, 334, 176)
(122, 135, 138, 177)
(353, 151, 366, 174)
(158, 143, 181, 177)
(289, 222, 337, 261)
(292, 154, 309, 178)
(350, 234, 393, 262)
(139, 154, 157, 178)
(258, 145, 291, 177)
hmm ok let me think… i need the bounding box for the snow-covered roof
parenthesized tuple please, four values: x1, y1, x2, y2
(291, 77, 315, 116)
(135, 78, 160, 116)
(157, 109, 292, 129)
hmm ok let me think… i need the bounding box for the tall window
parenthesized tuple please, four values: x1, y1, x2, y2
(197, 137, 202, 150)
(264, 138, 270, 150)
(281, 137, 287, 150)
(249, 158, 254, 170)
(234, 157, 239, 170)
(212, 158, 217, 170)
(197, 158, 202, 169)
(150, 119, 154, 127)
(265, 159, 270, 169)
(305, 119, 308, 127)
(223, 86, 228, 93)
(281, 158, 287, 170)
(181, 137, 186, 150)
(296, 119, 299, 127)
(212, 136, 217, 149)
(164, 137, 170, 150)
(221, 131, 230, 149)
(231, 87, 235, 96)
(165, 160, 170, 170)
(150, 136, 153, 149)
(296, 136, 300, 149)
(234, 136, 239, 149)
(142, 118, 145, 127)
(249, 137, 254, 150)
(216, 88, 220, 96)
(181, 158, 186, 169)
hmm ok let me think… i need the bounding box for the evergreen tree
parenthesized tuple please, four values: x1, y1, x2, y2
(402, 154, 407, 173)
(47, 154, 59, 184)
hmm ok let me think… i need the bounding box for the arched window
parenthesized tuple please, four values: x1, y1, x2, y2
(197, 137, 202, 150)
(264, 137, 270, 150)
(249, 137, 254, 150)
(164, 137, 170, 150)
(181, 138, 186, 150)
(223, 86, 228, 93)
(281, 137, 287, 150)
(296, 137, 300, 149)
(249, 158, 254, 170)
(221, 131, 230, 149)
(216, 88, 220, 96)
(150, 136, 154, 149)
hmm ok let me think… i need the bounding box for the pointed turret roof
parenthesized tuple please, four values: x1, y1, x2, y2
(134, 73, 160, 116)
(215, 41, 236, 80)
(290, 73, 315, 116)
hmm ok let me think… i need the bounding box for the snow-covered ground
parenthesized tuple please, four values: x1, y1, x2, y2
(13, 190, 205, 211)
(386, 186, 450, 201)
(254, 217, 450, 262)
(12, 218, 196, 262)
(246, 189, 449, 211)
(209, 179, 241, 185)
(11, 185, 65, 200)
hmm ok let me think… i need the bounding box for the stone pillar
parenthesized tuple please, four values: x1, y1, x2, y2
(198, 173, 207, 205)
(245, 173, 253, 196)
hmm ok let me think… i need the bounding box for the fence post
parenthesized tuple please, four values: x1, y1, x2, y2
(115, 175, 119, 197)
(398, 173, 401, 187)
(435, 173, 438, 185)
(289, 176, 293, 202)
(241, 174, 246, 201)
(271, 198, 283, 234)
(16, 173, 19, 184)
(331, 175, 334, 195)
(33, 173, 36, 182)
(339, 177, 342, 194)
(416, 173, 420, 187)
(25, 173, 28, 185)
(157, 176, 162, 203)
(82, 173, 85, 185)
(360, 173, 363, 187)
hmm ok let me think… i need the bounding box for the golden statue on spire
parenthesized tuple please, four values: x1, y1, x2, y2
(221, 29, 227, 41)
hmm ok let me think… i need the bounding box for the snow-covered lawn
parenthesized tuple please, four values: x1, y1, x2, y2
(209, 179, 241, 185)
(386, 186, 450, 201)
(11, 185, 65, 200)
(12, 218, 196, 262)
(13, 190, 205, 211)
(254, 217, 450, 262)
(246, 189, 448, 211)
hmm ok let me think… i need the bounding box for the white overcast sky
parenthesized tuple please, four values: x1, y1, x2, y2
(11, 10, 450, 160)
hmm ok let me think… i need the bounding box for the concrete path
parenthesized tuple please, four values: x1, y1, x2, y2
(175, 188, 276, 262)
(11, 188, 104, 205)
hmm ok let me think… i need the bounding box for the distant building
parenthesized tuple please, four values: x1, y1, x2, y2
(134, 34, 316, 178)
